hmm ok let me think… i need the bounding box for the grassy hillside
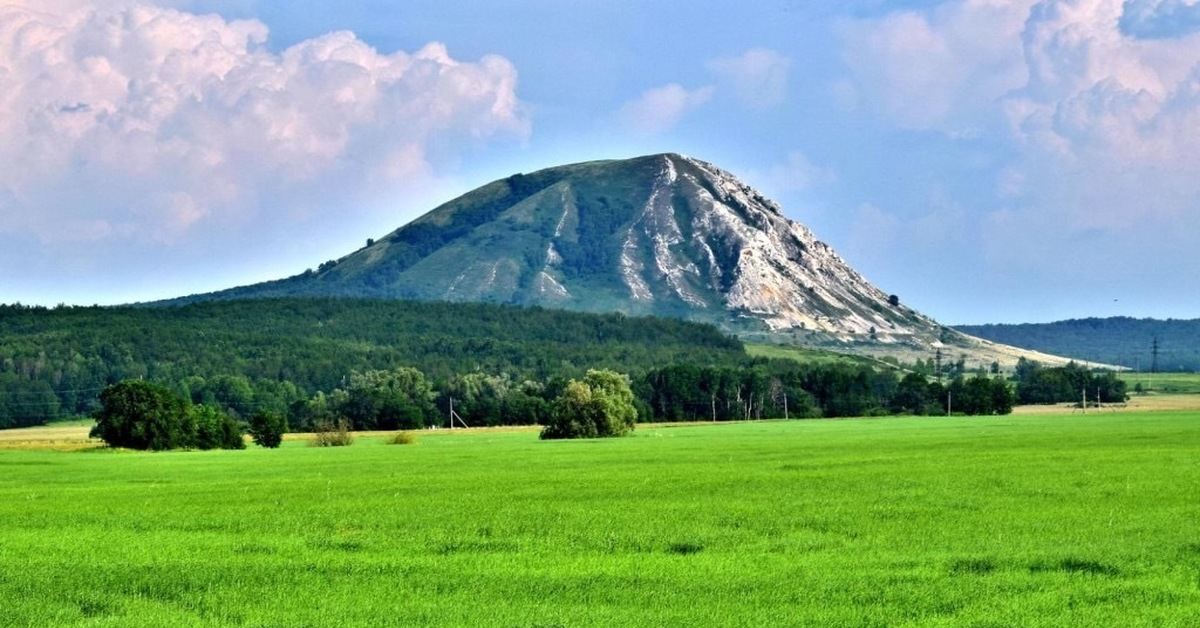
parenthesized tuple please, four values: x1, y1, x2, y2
(2, 413, 1198, 626)
(957, 317, 1200, 372)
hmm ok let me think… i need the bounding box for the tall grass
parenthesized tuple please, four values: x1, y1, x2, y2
(309, 418, 353, 447)
(1, 412, 1198, 626)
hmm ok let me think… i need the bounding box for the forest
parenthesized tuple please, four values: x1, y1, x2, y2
(0, 298, 741, 428)
(0, 297, 1019, 431)
(956, 317, 1200, 372)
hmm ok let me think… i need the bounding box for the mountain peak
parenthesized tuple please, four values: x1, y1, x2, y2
(176, 154, 1050, 363)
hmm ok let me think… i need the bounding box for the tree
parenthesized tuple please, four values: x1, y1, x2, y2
(540, 369, 637, 439)
(248, 409, 287, 448)
(193, 404, 245, 450)
(990, 377, 1015, 415)
(90, 380, 194, 450)
(891, 372, 930, 415)
(340, 367, 436, 430)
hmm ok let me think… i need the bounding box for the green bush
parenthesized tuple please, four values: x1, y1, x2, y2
(540, 370, 636, 440)
(248, 409, 287, 448)
(193, 404, 245, 450)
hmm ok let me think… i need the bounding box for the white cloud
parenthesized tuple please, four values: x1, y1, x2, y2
(0, 1, 528, 260)
(707, 48, 791, 110)
(617, 83, 714, 135)
(843, 0, 1200, 268)
(841, 0, 1035, 129)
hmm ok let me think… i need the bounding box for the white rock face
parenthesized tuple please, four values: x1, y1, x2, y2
(393, 151, 948, 348)
(601, 154, 941, 342)
(619, 158, 709, 307)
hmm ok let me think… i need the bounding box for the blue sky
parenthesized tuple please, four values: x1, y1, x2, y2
(3, 0, 1200, 324)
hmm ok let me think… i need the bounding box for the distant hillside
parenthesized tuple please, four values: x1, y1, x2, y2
(955, 317, 1200, 372)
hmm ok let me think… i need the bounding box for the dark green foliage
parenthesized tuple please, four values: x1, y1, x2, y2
(90, 381, 246, 450)
(90, 380, 194, 450)
(1012, 359, 1127, 405)
(891, 373, 938, 415)
(641, 363, 815, 421)
(340, 367, 437, 430)
(0, 299, 743, 427)
(0, 374, 60, 429)
(434, 374, 553, 427)
(639, 361, 1011, 420)
(248, 409, 287, 448)
(540, 370, 637, 439)
(192, 404, 245, 450)
(947, 376, 1015, 415)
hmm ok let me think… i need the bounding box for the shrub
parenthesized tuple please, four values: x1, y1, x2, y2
(540, 369, 636, 440)
(388, 431, 417, 445)
(310, 418, 354, 447)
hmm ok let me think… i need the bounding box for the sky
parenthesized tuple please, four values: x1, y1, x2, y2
(3, 0, 1200, 324)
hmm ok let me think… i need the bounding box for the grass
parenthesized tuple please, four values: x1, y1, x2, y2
(745, 342, 884, 367)
(2, 413, 1199, 626)
(1120, 371, 1200, 394)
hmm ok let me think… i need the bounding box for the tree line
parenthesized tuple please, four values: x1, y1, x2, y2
(86, 357, 1123, 443)
(1011, 358, 1127, 405)
(10, 298, 1132, 437)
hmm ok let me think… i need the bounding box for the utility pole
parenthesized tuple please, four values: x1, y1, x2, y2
(448, 397, 466, 429)
(1151, 336, 1160, 374)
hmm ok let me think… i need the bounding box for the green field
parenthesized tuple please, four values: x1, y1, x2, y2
(1120, 371, 1200, 395)
(3, 413, 1199, 627)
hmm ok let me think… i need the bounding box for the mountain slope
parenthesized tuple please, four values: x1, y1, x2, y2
(171, 153, 1066, 366)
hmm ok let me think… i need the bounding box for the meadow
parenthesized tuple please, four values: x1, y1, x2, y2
(2, 412, 1199, 627)
(1120, 371, 1200, 395)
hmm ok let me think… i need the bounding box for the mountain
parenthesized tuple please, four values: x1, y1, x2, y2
(957, 317, 1200, 372)
(171, 153, 1066, 367)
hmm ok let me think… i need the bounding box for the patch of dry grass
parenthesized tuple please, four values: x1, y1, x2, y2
(1012, 392, 1200, 415)
(0, 423, 99, 451)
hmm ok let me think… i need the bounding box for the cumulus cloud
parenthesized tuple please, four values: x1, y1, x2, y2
(707, 48, 791, 110)
(842, 0, 1200, 275)
(1005, 0, 1200, 229)
(841, 0, 1035, 129)
(617, 83, 713, 135)
(0, 0, 528, 299)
